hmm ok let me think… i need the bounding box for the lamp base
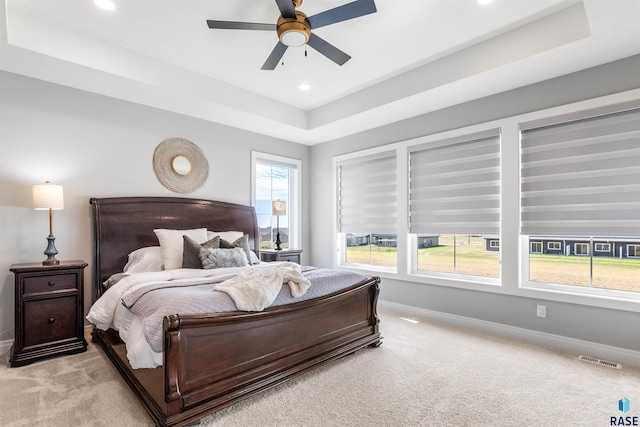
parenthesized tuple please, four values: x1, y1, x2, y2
(275, 231, 282, 251)
(43, 235, 60, 266)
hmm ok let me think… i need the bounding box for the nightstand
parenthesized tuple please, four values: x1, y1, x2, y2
(260, 249, 303, 264)
(9, 260, 88, 367)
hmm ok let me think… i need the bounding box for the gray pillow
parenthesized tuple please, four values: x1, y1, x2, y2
(182, 235, 220, 268)
(220, 235, 255, 265)
(199, 247, 249, 269)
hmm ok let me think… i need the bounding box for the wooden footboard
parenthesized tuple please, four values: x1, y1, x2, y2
(92, 277, 381, 427)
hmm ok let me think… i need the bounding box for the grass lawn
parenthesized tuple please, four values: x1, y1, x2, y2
(346, 238, 640, 292)
(530, 254, 640, 292)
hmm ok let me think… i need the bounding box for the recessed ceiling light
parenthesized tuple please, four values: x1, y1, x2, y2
(477, 0, 495, 4)
(94, 0, 115, 11)
(298, 83, 311, 91)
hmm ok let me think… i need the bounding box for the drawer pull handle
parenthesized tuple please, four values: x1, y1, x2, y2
(47, 317, 56, 324)
(48, 281, 55, 287)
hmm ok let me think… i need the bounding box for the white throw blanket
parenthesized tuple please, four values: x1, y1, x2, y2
(216, 262, 311, 311)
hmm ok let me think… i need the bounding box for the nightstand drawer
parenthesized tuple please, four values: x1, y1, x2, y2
(278, 254, 301, 263)
(260, 249, 303, 264)
(23, 296, 77, 347)
(22, 273, 78, 296)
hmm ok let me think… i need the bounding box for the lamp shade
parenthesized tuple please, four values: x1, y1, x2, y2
(32, 182, 64, 210)
(272, 200, 287, 216)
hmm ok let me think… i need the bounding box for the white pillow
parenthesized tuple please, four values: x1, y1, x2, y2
(154, 228, 208, 270)
(123, 246, 164, 273)
(207, 230, 244, 243)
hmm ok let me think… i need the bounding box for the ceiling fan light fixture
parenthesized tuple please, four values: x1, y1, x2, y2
(280, 30, 307, 47)
(277, 12, 311, 47)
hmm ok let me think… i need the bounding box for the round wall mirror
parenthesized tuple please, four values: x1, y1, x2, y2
(172, 155, 192, 176)
(153, 137, 209, 193)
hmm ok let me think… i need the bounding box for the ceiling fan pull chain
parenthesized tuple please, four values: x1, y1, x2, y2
(305, 46, 308, 57)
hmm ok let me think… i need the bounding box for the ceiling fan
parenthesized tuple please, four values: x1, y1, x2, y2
(206, 0, 377, 70)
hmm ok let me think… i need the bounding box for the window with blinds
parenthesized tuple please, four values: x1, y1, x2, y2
(409, 129, 501, 278)
(336, 151, 397, 268)
(520, 102, 640, 294)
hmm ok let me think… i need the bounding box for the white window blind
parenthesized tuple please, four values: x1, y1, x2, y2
(409, 129, 501, 235)
(520, 103, 640, 237)
(337, 151, 397, 234)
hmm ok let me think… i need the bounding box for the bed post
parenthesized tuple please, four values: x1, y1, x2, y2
(89, 197, 103, 303)
(164, 314, 182, 403)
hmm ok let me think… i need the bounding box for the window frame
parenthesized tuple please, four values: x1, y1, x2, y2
(547, 241, 561, 251)
(251, 151, 302, 251)
(531, 241, 542, 254)
(334, 146, 400, 272)
(574, 242, 589, 256)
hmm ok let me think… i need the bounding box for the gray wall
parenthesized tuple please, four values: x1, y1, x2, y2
(0, 71, 310, 343)
(309, 55, 640, 352)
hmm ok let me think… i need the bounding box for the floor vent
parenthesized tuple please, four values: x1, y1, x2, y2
(578, 355, 622, 369)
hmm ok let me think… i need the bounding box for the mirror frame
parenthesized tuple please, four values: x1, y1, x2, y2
(152, 138, 209, 193)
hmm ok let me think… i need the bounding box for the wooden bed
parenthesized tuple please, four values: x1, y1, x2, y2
(89, 197, 382, 427)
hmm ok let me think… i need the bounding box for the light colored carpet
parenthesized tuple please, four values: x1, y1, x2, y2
(1, 309, 638, 426)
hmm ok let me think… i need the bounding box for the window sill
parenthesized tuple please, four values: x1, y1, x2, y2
(518, 283, 640, 313)
(336, 264, 640, 313)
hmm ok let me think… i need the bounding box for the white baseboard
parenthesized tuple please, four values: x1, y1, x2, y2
(378, 299, 640, 369)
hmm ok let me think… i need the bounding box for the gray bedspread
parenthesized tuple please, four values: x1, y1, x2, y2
(120, 266, 370, 353)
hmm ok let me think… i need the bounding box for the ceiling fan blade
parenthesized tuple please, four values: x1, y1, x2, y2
(307, 33, 351, 66)
(275, 0, 297, 19)
(262, 42, 288, 70)
(308, 0, 376, 29)
(207, 20, 276, 31)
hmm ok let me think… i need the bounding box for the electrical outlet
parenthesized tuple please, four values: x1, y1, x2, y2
(537, 305, 547, 318)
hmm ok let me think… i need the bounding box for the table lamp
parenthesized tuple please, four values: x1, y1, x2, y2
(272, 200, 287, 251)
(32, 181, 64, 265)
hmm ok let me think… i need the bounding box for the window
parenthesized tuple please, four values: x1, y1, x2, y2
(331, 95, 639, 305)
(530, 241, 542, 254)
(252, 152, 301, 250)
(409, 129, 501, 279)
(575, 243, 589, 256)
(547, 242, 561, 251)
(521, 103, 640, 295)
(336, 151, 397, 269)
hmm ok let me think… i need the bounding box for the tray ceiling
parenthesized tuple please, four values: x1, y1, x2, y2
(1, 0, 639, 144)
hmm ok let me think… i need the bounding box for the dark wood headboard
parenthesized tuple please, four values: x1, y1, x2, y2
(90, 197, 259, 301)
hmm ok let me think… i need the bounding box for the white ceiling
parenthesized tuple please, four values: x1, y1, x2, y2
(1, 0, 639, 145)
